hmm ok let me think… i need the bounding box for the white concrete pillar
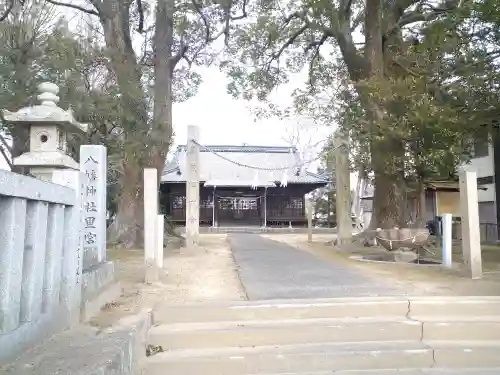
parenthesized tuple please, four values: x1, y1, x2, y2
(144, 168, 158, 282)
(459, 170, 482, 279)
(20, 201, 48, 323)
(52, 170, 84, 326)
(42, 203, 65, 313)
(0, 197, 27, 333)
(156, 214, 164, 269)
(307, 199, 313, 243)
(186, 125, 200, 247)
(441, 213, 452, 268)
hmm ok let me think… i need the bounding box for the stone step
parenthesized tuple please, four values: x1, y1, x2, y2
(153, 297, 500, 325)
(204, 370, 500, 375)
(142, 340, 500, 375)
(148, 316, 500, 350)
(196, 370, 500, 375)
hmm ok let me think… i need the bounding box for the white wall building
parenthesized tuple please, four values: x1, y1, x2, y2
(459, 138, 497, 225)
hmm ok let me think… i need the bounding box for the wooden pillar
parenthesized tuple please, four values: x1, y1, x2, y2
(212, 188, 216, 227)
(335, 131, 352, 245)
(186, 125, 200, 247)
(214, 188, 219, 227)
(307, 198, 313, 243)
(263, 188, 267, 228)
(459, 170, 482, 279)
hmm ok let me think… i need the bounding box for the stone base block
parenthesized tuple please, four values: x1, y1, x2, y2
(1, 309, 153, 374)
(81, 261, 120, 322)
(82, 261, 115, 300)
(81, 282, 122, 322)
(0, 307, 70, 365)
(393, 251, 418, 263)
(145, 261, 159, 284)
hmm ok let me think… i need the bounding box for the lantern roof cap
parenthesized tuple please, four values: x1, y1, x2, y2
(2, 82, 88, 133)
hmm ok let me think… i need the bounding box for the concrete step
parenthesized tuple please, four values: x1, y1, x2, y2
(148, 316, 500, 350)
(153, 297, 500, 325)
(183, 370, 500, 375)
(203, 370, 500, 375)
(142, 340, 500, 375)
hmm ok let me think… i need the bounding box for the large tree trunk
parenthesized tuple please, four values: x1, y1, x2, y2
(99, 0, 149, 248)
(370, 138, 406, 228)
(363, 0, 406, 229)
(108, 160, 144, 247)
(414, 179, 427, 227)
(104, 0, 176, 247)
(149, 0, 174, 174)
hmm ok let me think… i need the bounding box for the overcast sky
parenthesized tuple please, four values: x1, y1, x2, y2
(0, 2, 334, 175)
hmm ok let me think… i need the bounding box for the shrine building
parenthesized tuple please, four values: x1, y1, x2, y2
(160, 145, 329, 227)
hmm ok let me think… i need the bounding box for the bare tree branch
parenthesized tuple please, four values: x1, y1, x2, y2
(386, 0, 456, 34)
(266, 24, 308, 69)
(397, 6, 450, 29)
(0, 145, 12, 169)
(340, 0, 354, 15)
(191, 0, 212, 42)
(230, 0, 248, 21)
(350, 14, 362, 31)
(0, 0, 15, 22)
(136, 0, 145, 33)
(44, 0, 99, 16)
(171, 40, 189, 68)
(306, 33, 328, 83)
(0, 133, 12, 169)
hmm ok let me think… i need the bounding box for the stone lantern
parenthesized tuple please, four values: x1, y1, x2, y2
(2, 82, 88, 181)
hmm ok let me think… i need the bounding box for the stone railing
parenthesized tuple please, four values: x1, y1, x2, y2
(0, 169, 82, 363)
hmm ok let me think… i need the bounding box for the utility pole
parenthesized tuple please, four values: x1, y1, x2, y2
(334, 131, 352, 245)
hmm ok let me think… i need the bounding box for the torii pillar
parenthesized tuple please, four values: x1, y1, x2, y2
(185, 125, 200, 247)
(335, 131, 352, 246)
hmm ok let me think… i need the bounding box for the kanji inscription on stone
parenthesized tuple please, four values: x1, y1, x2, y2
(80, 145, 107, 265)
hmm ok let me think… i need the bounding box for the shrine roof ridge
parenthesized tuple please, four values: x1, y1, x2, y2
(161, 143, 329, 185)
(175, 144, 299, 153)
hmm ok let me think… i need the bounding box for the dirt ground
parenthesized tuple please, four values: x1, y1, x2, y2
(91, 233, 500, 328)
(263, 234, 500, 297)
(90, 234, 246, 328)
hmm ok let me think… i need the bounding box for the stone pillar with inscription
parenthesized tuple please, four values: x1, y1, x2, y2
(78, 146, 117, 322)
(186, 125, 200, 247)
(80, 145, 107, 265)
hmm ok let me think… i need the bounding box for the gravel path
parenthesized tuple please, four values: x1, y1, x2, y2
(228, 233, 405, 300)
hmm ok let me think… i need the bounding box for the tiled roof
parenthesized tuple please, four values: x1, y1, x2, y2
(161, 145, 329, 185)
